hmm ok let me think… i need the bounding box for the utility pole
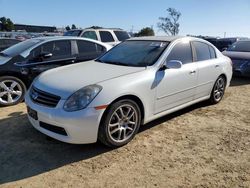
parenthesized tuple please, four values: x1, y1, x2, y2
(224, 32, 226, 38)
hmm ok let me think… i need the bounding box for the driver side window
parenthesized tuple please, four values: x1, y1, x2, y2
(167, 42, 193, 64)
(28, 40, 71, 62)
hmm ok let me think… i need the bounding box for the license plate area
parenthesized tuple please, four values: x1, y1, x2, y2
(27, 106, 38, 120)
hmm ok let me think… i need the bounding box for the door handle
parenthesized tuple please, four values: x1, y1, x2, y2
(189, 70, 196, 74)
(215, 65, 220, 68)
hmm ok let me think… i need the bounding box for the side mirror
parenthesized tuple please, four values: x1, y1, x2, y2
(160, 60, 182, 70)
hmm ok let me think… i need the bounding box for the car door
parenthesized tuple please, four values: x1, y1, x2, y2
(76, 40, 106, 62)
(24, 40, 76, 79)
(155, 41, 198, 114)
(192, 41, 221, 99)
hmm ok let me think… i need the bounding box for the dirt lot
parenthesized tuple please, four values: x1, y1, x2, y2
(0, 77, 250, 188)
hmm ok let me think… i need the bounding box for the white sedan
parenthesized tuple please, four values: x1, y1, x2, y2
(25, 36, 232, 147)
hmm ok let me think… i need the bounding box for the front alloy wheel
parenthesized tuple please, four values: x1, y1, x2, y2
(98, 99, 141, 147)
(0, 76, 26, 106)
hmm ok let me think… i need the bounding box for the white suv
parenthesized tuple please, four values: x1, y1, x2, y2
(64, 28, 130, 46)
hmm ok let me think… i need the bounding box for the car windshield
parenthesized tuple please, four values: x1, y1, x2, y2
(2, 39, 42, 57)
(114, 31, 130, 41)
(227, 41, 250, 52)
(97, 40, 169, 67)
(64, 30, 81, 36)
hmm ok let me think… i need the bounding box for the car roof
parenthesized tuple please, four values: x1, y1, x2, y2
(128, 36, 184, 42)
(26, 36, 112, 49)
(67, 28, 125, 31)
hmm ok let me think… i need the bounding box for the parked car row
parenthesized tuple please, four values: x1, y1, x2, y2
(23, 36, 232, 147)
(196, 36, 248, 52)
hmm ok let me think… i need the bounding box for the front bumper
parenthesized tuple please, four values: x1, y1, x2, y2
(25, 93, 105, 144)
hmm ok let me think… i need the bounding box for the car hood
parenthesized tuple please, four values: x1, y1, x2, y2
(34, 61, 146, 99)
(222, 51, 250, 60)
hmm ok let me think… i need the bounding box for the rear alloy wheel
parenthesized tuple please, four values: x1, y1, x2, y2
(98, 99, 141, 147)
(0, 76, 26, 107)
(210, 76, 226, 104)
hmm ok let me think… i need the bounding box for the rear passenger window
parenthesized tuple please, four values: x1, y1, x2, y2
(209, 46, 216, 59)
(100, 31, 115, 42)
(193, 41, 211, 61)
(167, 42, 193, 64)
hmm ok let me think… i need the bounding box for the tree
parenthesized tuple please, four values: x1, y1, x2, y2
(65, 25, 71, 31)
(157, 8, 181, 36)
(71, 24, 77, 30)
(135, 27, 155, 37)
(0, 17, 14, 31)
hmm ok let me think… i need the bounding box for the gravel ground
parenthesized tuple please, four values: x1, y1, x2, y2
(0, 77, 249, 188)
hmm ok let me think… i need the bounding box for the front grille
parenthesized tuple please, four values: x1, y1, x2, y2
(40, 122, 68, 136)
(30, 86, 61, 108)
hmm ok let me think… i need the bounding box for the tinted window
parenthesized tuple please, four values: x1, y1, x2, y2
(209, 46, 216, 59)
(193, 42, 211, 61)
(30, 40, 71, 61)
(114, 31, 130, 41)
(98, 41, 169, 67)
(167, 42, 193, 64)
(100, 31, 115, 42)
(227, 41, 250, 52)
(82, 31, 98, 40)
(77, 40, 105, 60)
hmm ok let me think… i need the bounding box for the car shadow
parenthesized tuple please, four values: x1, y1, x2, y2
(139, 101, 209, 133)
(0, 100, 210, 185)
(0, 114, 112, 184)
(230, 76, 250, 87)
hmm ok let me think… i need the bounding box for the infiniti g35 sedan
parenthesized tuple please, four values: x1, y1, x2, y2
(0, 37, 111, 106)
(25, 36, 232, 147)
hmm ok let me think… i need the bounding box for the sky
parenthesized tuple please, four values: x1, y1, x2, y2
(0, 0, 250, 37)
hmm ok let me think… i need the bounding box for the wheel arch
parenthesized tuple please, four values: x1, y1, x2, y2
(100, 94, 145, 126)
(0, 72, 29, 88)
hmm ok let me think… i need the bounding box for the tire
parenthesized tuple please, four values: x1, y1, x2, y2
(209, 76, 226, 104)
(98, 99, 141, 148)
(0, 76, 27, 107)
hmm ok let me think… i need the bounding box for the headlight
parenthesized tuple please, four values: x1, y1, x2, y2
(63, 85, 102, 112)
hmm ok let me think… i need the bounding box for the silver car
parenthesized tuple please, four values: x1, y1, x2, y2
(25, 36, 232, 147)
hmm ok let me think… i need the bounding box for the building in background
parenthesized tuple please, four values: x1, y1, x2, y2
(14, 24, 56, 33)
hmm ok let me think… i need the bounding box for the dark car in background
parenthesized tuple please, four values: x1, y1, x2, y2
(217, 37, 248, 51)
(0, 37, 111, 106)
(223, 40, 250, 77)
(0, 38, 21, 51)
(200, 36, 219, 47)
